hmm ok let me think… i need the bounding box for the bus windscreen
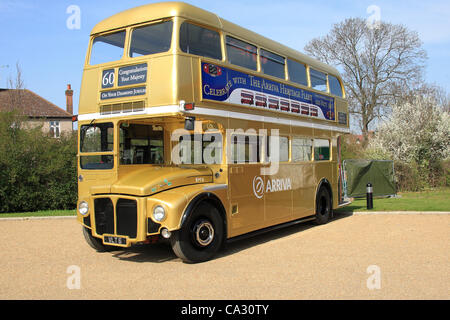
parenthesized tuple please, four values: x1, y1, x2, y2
(90, 31, 126, 65)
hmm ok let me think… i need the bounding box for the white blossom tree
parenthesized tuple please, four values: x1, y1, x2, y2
(367, 94, 450, 165)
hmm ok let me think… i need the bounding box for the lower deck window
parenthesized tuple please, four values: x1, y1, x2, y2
(120, 123, 164, 165)
(230, 134, 261, 164)
(177, 133, 223, 165)
(266, 136, 289, 162)
(292, 138, 312, 162)
(80, 155, 114, 170)
(314, 139, 330, 161)
(80, 122, 114, 170)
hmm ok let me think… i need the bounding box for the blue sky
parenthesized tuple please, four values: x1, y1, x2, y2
(0, 0, 449, 116)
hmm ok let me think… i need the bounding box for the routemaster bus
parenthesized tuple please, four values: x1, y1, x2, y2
(76, 1, 350, 263)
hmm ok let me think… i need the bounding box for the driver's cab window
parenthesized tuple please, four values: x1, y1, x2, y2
(119, 123, 164, 165)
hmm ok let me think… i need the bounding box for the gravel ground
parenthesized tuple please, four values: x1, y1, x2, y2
(0, 213, 448, 300)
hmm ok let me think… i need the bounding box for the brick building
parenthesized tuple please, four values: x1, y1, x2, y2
(0, 85, 74, 137)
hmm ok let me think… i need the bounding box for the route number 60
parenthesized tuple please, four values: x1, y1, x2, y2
(102, 69, 115, 88)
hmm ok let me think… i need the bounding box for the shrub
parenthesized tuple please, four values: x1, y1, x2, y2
(0, 111, 77, 213)
(393, 161, 424, 192)
(365, 94, 450, 192)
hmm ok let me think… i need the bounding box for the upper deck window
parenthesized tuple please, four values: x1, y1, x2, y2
(287, 59, 308, 86)
(90, 31, 126, 65)
(328, 75, 343, 97)
(129, 20, 173, 57)
(310, 68, 328, 92)
(179, 22, 222, 60)
(260, 49, 285, 79)
(226, 36, 257, 71)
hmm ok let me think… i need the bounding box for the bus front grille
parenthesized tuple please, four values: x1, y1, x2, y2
(94, 198, 114, 236)
(116, 199, 138, 238)
(94, 198, 138, 239)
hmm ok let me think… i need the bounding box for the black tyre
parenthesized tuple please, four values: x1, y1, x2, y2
(82, 227, 115, 252)
(170, 202, 224, 263)
(315, 187, 332, 225)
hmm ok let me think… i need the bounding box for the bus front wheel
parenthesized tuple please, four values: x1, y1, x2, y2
(315, 187, 332, 225)
(170, 202, 224, 263)
(82, 227, 115, 252)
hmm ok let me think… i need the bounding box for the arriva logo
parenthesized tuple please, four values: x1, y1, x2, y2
(253, 176, 265, 199)
(252, 176, 292, 199)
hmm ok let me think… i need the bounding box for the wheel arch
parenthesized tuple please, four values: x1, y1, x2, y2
(316, 178, 333, 213)
(180, 192, 228, 239)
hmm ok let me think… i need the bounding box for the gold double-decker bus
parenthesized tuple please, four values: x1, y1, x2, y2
(76, 2, 350, 263)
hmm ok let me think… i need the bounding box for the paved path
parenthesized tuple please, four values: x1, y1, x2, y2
(0, 213, 448, 299)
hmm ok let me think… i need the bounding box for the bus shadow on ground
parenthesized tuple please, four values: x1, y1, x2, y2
(218, 211, 353, 260)
(110, 241, 177, 263)
(108, 212, 353, 263)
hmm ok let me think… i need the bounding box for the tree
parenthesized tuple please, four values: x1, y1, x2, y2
(368, 95, 449, 162)
(366, 93, 450, 189)
(304, 18, 427, 145)
(7, 62, 26, 111)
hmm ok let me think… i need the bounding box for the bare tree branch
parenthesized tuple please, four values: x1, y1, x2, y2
(304, 18, 427, 145)
(7, 62, 26, 111)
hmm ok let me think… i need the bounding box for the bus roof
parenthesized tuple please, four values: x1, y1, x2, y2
(91, 1, 339, 75)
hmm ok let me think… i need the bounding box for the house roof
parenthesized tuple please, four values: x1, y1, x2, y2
(0, 89, 72, 118)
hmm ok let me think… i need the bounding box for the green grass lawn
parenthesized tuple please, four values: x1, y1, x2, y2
(0, 210, 76, 218)
(336, 188, 450, 212)
(1, 188, 449, 218)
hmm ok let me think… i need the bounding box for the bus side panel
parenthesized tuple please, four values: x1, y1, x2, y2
(290, 126, 316, 219)
(263, 163, 294, 225)
(228, 164, 266, 238)
(148, 56, 177, 106)
(332, 135, 339, 209)
(79, 68, 100, 115)
(175, 55, 195, 103)
(291, 162, 315, 219)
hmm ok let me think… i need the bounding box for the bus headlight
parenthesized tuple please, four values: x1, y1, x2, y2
(153, 205, 166, 222)
(78, 201, 89, 216)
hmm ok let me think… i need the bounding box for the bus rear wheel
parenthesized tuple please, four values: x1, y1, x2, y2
(315, 187, 332, 225)
(170, 202, 224, 263)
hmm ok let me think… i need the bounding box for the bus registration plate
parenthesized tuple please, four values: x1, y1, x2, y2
(103, 235, 128, 246)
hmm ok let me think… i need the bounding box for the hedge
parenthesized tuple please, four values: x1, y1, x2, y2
(0, 111, 77, 213)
